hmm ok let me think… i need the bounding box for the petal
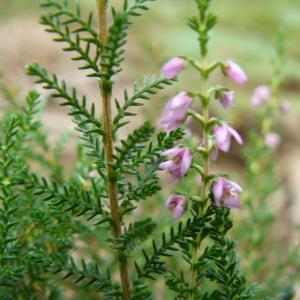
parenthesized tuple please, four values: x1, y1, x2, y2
(228, 126, 243, 145)
(225, 61, 248, 85)
(159, 160, 174, 171)
(214, 124, 230, 143)
(220, 91, 235, 109)
(159, 118, 181, 132)
(173, 204, 186, 220)
(224, 196, 242, 209)
(161, 57, 186, 79)
(166, 195, 180, 211)
(168, 92, 192, 110)
(220, 98, 230, 109)
(214, 125, 231, 152)
(227, 179, 243, 193)
(213, 179, 224, 205)
(160, 147, 181, 157)
(211, 148, 219, 161)
(180, 149, 192, 176)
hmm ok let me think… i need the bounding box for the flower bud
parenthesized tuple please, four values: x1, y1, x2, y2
(161, 57, 186, 79)
(265, 132, 281, 149)
(166, 194, 187, 220)
(159, 92, 192, 132)
(250, 85, 270, 107)
(224, 60, 247, 85)
(219, 91, 235, 109)
(280, 101, 291, 114)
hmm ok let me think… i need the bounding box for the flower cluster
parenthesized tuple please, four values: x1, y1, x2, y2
(250, 84, 291, 150)
(159, 57, 247, 219)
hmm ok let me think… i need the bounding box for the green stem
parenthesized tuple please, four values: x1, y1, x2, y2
(97, 1, 131, 299)
(188, 73, 209, 300)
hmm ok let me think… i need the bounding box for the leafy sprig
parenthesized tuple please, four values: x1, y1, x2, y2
(114, 76, 175, 131)
(29, 249, 121, 298)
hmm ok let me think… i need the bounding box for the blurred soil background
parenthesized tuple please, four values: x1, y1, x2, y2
(0, 0, 300, 297)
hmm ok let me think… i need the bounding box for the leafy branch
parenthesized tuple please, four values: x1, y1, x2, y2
(0, 116, 28, 286)
(41, 0, 99, 42)
(100, 0, 156, 80)
(109, 218, 157, 252)
(27, 63, 103, 135)
(118, 128, 185, 206)
(29, 249, 121, 298)
(113, 76, 175, 131)
(41, 15, 100, 76)
(26, 63, 106, 173)
(26, 174, 110, 225)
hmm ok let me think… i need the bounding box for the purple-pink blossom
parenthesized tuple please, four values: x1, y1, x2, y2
(265, 132, 281, 149)
(159, 92, 192, 132)
(159, 147, 192, 182)
(214, 122, 243, 152)
(250, 85, 270, 107)
(161, 57, 186, 79)
(219, 91, 235, 109)
(224, 60, 248, 85)
(89, 170, 99, 178)
(166, 194, 187, 220)
(280, 101, 291, 114)
(213, 178, 242, 209)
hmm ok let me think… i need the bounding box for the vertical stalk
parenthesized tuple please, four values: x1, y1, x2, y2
(97, 1, 131, 299)
(188, 73, 209, 300)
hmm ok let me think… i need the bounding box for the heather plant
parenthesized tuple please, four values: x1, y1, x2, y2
(155, 1, 255, 298)
(0, 0, 261, 299)
(234, 33, 300, 300)
(0, 1, 183, 298)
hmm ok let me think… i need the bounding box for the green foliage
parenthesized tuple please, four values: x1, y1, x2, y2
(40, 0, 101, 76)
(0, 0, 183, 298)
(0, 116, 25, 287)
(101, 0, 156, 80)
(26, 174, 110, 225)
(109, 218, 157, 252)
(114, 76, 175, 131)
(29, 249, 121, 298)
(0, 89, 79, 298)
(188, 0, 217, 58)
(26, 63, 103, 136)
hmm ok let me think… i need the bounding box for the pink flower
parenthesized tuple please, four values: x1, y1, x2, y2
(159, 147, 192, 182)
(161, 57, 186, 79)
(213, 178, 242, 209)
(224, 60, 247, 85)
(250, 85, 270, 107)
(265, 132, 281, 149)
(214, 122, 243, 152)
(159, 92, 192, 132)
(280, 101, 291, 114)
(166, 195, 187, 220)
(89, 170, 99, 178)
(219, 91, 235, 109)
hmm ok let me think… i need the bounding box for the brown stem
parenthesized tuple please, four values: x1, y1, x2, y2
(97, 1, 131, 299)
